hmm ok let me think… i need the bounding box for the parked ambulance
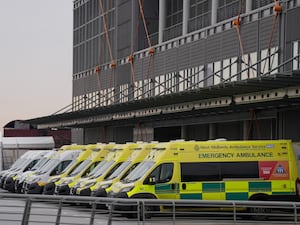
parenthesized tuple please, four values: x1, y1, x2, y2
(14, 150, 56, 193)
(109, 140, 300, 217)
(91, 142, 157, 198)
(23, 145, 86, 194)
(2, 150, 50, 192)
(70, 142, 140, 196)
(52, 143, 114, 195)
(0, 150, 37, 188)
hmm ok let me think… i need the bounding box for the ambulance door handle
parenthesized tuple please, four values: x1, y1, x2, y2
(182, 183, 186, 190)
(171, 183, 179, 190)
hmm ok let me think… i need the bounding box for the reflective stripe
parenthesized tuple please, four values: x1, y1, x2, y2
(249, 181, 271, 192)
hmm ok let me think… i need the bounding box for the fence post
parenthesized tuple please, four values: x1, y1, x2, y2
(107, 203, 113, 225)
(232, 201, 236, 225)
(293, 202, 297, 224)
(172, 201, 176, 225)
(55, 200, 63, 225)
(89, 201, 96, 225)
(21, 198, 31, 225)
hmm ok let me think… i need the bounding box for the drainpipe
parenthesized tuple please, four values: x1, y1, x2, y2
(158, 0, 166, 43)
(182, 0, 190, 35)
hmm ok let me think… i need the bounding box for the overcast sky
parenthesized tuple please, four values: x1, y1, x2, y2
(0, 1, 73, 132)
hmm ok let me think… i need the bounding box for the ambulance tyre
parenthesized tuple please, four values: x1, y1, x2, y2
(126, 194, 159, 220)
(248, 194, 271, 220)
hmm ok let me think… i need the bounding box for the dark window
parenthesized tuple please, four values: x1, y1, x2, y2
(165, 0, 183, 40)
(181, 162, 259, 182)
(181, 162, 220, 182)
(220, 162, 259, 179)
(217, 0, 242, 22)
(189, 0, 211, 32)
(144, 163, 174, 184)
(50, 160, 72, 176)
(24, 159, 38, 172)
(252, 0, 274, 10)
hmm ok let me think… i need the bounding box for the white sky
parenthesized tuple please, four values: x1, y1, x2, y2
(0, 0, 73, 131)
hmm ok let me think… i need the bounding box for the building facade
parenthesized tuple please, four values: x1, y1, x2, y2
(28, 0, 300, 144)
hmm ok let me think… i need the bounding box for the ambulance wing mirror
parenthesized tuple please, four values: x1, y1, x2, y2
(145, 176, 156, 185)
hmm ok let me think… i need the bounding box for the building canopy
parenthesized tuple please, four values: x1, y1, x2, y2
(0, 136, 55, 149)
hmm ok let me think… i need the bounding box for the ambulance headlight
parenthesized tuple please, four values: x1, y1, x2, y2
(120, 186, 134, 193)
(37, 181, 47, 187)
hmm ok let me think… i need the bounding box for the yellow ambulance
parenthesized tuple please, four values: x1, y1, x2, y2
(42, 144, 102, 195)
(53, 143, 114, 195)
(70, 142, 140, 196)
(109, 140, 299, 216)
(91, 142, 158, 199)
(27, 144, 90, 194)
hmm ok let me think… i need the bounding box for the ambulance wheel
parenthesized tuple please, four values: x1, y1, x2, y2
(126, 194, 159, 220)
(248, 194, 271, 220)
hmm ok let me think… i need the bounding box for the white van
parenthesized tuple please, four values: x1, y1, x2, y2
(14, 150, 56, 193)
(23, 149, 83, 194)
(2, 150, 49, 192)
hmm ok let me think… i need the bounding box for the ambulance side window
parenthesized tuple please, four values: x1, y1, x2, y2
(181, 162, 259, 182)
(181, 162, 220, 182)
(144, 163, 174, 184)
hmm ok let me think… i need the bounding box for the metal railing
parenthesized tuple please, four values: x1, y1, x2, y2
(1, 192, 300, 225)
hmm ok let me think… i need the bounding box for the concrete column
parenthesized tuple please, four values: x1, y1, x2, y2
(245, 0, 252, 13)
(182, 0, 190, 35)
(181, 125, 187, 140)
(243, 120, 249, 140)
(131, 0, 137, 50)
(158, 0, 166, 43)
(278, 1, 287, 72)
(209, 123, 216, 140)
(211, 0, 218, 25)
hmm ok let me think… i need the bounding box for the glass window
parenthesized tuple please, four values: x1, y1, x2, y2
(122, 161, 155, 183)
(220, 162, 259, 179)
(252, 0, 274, 10)
(82, 161, 101, 177)
(68, 160, 91, 176)
(217, 0, 242, 23)
(166, 0, 183, 27)
(24, 159, 38, 172)
(145, 163, 174, 184)
(181, 162, 259, 182)
(120, 163, 140, 180)
(181, 162, 220, 182)
(293, 41, 300, 70)
(103, 162, 123, 179)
